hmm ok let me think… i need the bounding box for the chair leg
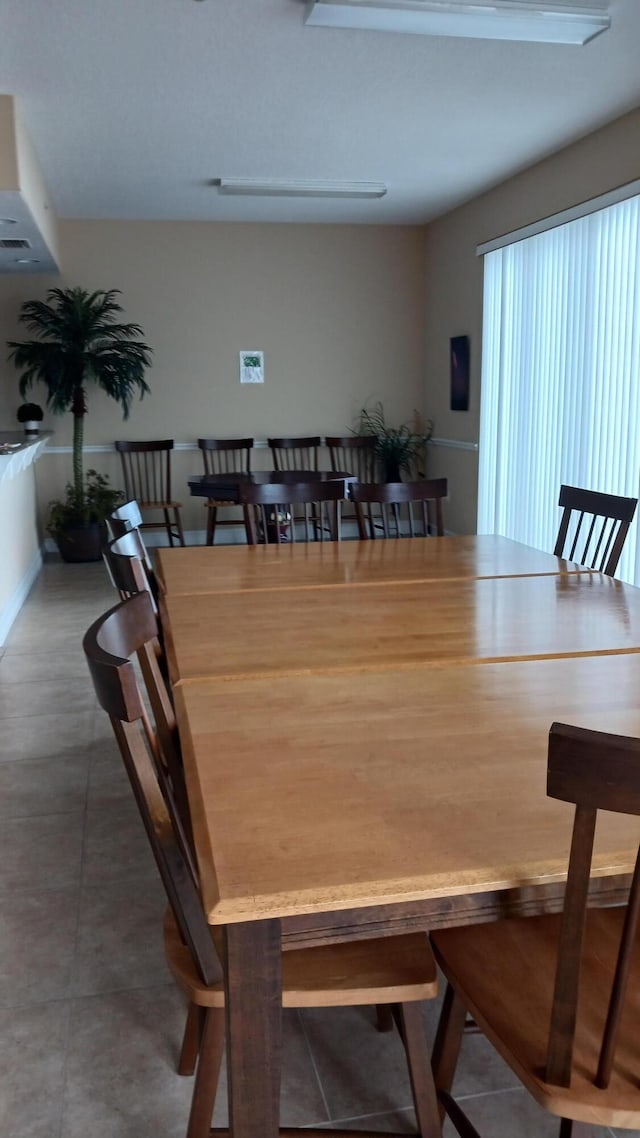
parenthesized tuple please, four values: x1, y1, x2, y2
(174, 506, 186, 547)
(375, 1004, 394, 1032)
(164, 507, 175, 547)
(396, 1002, 441, 1138)
(438, 1090, 483, 1138)
(206, 506, 217, 546)
(178, 1002, 204, 1076)
(431, 982, 467, 1124)
(559, 1122, 595, 1137)
(186, 1006, 226, 1138)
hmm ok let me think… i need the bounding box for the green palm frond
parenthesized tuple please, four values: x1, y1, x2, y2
(7, 286, 152, 509)
(7, 287, 151, 416)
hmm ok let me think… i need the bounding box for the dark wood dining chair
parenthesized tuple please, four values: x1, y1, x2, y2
(83, 591, 194, 876)
(84, 591, 442, 1138)
(351, 479, 447, 539)
(108, 499, 153, 570)
(553, 485, 637, 577)
(326, 435, 379, 482)
(197, 437, 253, 545)
(268, 435, 322, 472)
(431, 721, 640, 1138)
(103, 531, 159, 611)
(327, 436, 378, 530)
(239, 480, 346, 544)
(115, 439, 185, 546)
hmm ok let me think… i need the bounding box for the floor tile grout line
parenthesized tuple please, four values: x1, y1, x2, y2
(53, 678, 159, 1131)
(56, 705, 94, 1138)
(0, 979, 180, 1014)
(301, 1103, 415, 1128)
(297, 1008, 334, 1125)
(51, 998, 74, 1138)
(455, 1084, 528, 1104)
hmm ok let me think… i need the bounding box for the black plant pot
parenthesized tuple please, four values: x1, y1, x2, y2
(55, 522, 107, 563)
(383, 460, 402, 483)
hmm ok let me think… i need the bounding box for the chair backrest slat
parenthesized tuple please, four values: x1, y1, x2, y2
(268, 436, 322, 472)
(115, 440, 174, 506)
(544, 722, 640, 1089)
(326, 436, 378, 482)
(351, 479, 447, 539)
(596, 846, 640, 1087)
(239, 480, 344, 544)
(198, 437, 253, 477)
(553, 485, 637, 576)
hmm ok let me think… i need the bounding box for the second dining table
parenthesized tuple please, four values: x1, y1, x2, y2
(156, 534, 640, 1138)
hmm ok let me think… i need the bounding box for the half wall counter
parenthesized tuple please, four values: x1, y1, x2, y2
(0, 432, 51, 644)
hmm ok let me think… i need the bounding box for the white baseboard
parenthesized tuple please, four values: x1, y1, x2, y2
(44, 529, 217, 554)
(44, 522, 453, 558)
(0, 547, 43, 646)
(144, 528, 241, 547)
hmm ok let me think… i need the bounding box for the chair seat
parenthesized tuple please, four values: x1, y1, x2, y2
(432, 907, 640, 1128)
(164, 910, 437, 1009)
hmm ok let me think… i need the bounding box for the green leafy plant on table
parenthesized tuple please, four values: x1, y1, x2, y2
(353, 401, 434, 482)
(7, 287, 152, 561)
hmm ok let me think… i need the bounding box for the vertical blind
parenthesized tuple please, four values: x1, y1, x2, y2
(477, 194, 640, 584)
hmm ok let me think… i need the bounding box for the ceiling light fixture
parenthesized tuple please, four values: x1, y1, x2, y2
(0, 217, 18, 225)
(14, 257, 40, 264)
(305, 0, 610, 45)
(216, 178, 387, 199)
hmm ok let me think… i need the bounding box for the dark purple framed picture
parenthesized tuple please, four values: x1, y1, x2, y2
(450, 335, 470, 412)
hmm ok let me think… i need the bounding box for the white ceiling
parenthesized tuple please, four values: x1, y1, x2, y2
(1, 0, 639, 225)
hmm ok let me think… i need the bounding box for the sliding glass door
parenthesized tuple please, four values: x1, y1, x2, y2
(478, 194, 640, 584)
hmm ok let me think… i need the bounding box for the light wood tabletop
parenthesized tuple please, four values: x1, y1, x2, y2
(162, 537, 640, 1138)
(175, 652, 640, 925)
(162, 570, 640, 683)
(155, 534, 587, 596)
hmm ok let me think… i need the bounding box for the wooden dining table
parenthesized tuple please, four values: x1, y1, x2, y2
(156, 535, 640, 1138)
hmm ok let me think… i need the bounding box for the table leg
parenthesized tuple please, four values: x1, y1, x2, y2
(224, 918, 282, 1138)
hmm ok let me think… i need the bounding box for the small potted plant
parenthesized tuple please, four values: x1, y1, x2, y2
(16, 401, 43, 434)
(7, 286, 152, 561)
(353, 401, 434, 482)
(47, 469, 125, 562)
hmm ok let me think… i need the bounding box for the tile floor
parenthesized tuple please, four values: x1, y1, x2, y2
(0, 560, 629, 1137)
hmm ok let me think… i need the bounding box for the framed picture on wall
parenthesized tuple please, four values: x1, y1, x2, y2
(450, 335, 470, 411)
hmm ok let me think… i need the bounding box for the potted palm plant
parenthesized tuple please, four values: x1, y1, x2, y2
(353, 401, 433, 482)
(7, 287, 152, 561)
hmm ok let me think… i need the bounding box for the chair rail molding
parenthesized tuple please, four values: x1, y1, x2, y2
(46, 437, 479, 454)
(429, 437, 478, 452)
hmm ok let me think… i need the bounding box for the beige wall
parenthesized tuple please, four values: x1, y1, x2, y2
(4, 104, 639, 543)
(0, 221, 426, 535)
(424, 106, 640, 534)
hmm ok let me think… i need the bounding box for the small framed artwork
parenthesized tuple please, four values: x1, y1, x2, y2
(450, 335, 470, 412)
(239, 350, 264, 384)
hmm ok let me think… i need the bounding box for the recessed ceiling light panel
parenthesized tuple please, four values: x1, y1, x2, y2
(305, 0, 610, 45)
(216, 178, 387, 199)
